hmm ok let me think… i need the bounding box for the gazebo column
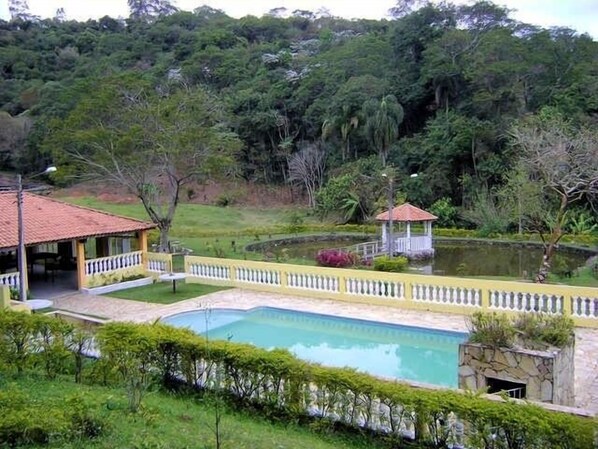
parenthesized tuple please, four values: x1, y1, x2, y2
(76, 240, 86, 289)
(406, 221, 411, 252)
(427, 221, 433, 249)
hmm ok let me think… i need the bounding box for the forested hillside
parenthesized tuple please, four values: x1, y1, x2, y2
(1, 1, 597, 234)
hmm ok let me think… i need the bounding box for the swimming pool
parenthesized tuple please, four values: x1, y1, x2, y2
(162, 307, 467, 387)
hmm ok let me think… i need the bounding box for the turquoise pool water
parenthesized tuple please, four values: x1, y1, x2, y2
(163, 307, 467, 387)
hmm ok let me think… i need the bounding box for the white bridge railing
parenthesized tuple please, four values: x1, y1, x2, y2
(346, 235, 433, 260)
(85, 251, 143, 276)
(184, 256, 598, 328)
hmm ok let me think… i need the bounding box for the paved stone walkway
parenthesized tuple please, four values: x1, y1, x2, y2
(52, 289, 598, 413)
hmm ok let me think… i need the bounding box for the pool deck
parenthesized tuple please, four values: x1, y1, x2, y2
(52, 288, 598, 413)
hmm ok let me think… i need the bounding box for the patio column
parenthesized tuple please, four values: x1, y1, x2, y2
(76, 240, 86, 289)
(138, 230, 148, 270)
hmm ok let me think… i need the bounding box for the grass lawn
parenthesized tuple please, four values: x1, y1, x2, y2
(59, 196, 597, 288)
(10, 377, 384, 449)
(106, 282, 230, 304)
(58, 196, 317, 236)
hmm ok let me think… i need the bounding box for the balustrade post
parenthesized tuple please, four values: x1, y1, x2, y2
(229, 262, 236, 285)
(404, 279, 413, 302)
(480, 287, 490, 310)
(338, 273, 346, 296)
(562, 294, 571, 316)
(280, 266, 287, 289)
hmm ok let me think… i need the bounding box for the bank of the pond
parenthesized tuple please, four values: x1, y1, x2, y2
(240, 233, 596, 284)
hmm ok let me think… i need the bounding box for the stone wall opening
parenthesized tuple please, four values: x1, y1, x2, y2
(459, 342, 575, 406)
(486, 377, 526, 399)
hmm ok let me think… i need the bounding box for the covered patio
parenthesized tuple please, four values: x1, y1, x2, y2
(0, 192, 170, 299)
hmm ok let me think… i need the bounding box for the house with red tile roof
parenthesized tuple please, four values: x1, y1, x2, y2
(0, 192, 169, 297)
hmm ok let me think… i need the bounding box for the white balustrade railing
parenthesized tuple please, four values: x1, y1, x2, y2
(287, 271, 338, 292)
(570, 295, 598, 318)
(183, 256, 598, 327)
(413, 282, 481, 308)
(147, 253, 172, 273)
(85, 251, 143, 276)
(236, 267, 280, 286)
(188, 262, 230, 281)
(489, 289, 563, 314)
(345, 276, 404, 300)
(0, 272, 19, 288)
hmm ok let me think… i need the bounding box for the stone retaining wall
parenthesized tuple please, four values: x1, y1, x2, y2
(459, 342, 575, 406)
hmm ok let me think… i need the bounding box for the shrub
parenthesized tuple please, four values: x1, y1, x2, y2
(469, 312, 575, 349)
(315, 249, 359, 268)
(513, 313, 574, 348)
(429, 197, 458, 228)
(0, 313, 593, 449)
(0, 386, 105, 445)
(467, 312, 515, 348)
(284, 211, 306, 235)
(373, 255, 408, 273)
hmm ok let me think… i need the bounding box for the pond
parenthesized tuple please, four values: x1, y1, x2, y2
(250, 237, 590, 278)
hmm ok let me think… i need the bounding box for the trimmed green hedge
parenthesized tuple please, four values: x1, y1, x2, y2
(94, 321, 596, 449)
(0, 310, 595, 449)
(373, 256, 409, 273)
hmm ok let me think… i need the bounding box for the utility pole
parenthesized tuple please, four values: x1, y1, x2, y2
(17, 174, 26, 301)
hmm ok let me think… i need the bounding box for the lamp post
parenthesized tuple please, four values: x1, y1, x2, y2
(381, 172, 394, 258)
(16, 166, 57, 301)
(381, 171, 418, 259)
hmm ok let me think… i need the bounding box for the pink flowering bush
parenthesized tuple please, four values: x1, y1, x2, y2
(316, 249, 360, 268)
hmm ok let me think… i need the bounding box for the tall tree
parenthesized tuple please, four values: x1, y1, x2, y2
(128, 0, 177, 22)
(510, 110, 598, 282)
(287, 143, 326, 207)
(8, 0, 37, 21)
(362, 95, 404, 167)
(46, 77, 241, 250)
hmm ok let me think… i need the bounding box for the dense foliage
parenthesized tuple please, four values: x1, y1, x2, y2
(0, 309, 594, 449)
(1, 1, 597, 244)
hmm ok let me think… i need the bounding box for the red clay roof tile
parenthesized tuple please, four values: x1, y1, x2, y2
(0, 192, 155, 249)
(375, 202, 438, 222)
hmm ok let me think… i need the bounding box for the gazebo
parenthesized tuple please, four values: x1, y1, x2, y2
(375, 203, 437, 258)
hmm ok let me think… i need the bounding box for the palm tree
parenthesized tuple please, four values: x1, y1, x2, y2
(362, 95, 404, 167)
(321, 105, 359, 162)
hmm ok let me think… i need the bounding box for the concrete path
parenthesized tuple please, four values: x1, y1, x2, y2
(52, 288, 598, 413)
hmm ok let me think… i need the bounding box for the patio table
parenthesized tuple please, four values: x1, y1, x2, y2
(26, 299, 53, 311)
(159, 272, 186, 293)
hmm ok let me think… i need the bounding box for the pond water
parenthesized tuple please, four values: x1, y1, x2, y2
(252, 238, 589, 278)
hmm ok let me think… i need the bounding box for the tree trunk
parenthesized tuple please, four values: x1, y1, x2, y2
(158, 225, 170, 253)
(535, 195, 567, 283)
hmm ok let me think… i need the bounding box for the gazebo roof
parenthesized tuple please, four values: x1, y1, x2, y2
(0, 192, 155, 249)
(375, 202, 438, 222)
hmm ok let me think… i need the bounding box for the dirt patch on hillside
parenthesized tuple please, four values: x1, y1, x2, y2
(55, 179, 305, 208)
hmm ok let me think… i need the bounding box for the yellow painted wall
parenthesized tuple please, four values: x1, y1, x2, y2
(184, 256, 598, 328)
